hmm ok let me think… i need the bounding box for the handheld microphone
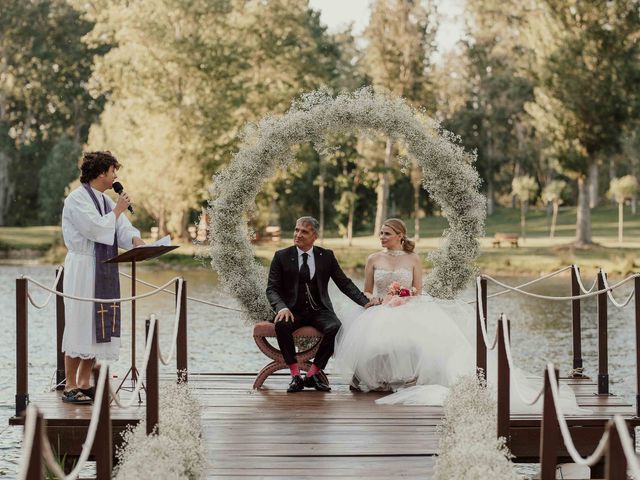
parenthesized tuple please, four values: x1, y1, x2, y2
(112, 181, 134, 214)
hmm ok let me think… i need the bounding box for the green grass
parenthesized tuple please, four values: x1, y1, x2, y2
(3, 204, 639, 275)
(0, 226, 61, 251)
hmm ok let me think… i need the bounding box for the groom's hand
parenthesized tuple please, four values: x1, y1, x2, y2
(364, 298, 381, 309)
(275, 308, 294, 323)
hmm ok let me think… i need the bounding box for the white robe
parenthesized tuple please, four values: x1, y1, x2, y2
(61, 185, 140, 360)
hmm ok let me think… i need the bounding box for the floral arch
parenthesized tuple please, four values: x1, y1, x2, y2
(207, 88, 486, 323)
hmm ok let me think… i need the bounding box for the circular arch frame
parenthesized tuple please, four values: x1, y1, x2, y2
(207, 89, 485, 323)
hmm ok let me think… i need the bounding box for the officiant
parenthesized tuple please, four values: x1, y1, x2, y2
(60, 151, 145, 404)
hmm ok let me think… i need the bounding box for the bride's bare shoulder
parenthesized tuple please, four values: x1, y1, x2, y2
(366, 251, 384, 263)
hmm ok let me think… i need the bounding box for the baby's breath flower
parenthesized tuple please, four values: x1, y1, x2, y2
(114, 380, 206, 479)
(206, 88, 485, 322)
(434, 374, 518, 479)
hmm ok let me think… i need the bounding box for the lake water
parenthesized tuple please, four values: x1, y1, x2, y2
(0, 264, 637, 477)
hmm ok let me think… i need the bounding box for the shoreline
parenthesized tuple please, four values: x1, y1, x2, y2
(1, 244, 635, 280)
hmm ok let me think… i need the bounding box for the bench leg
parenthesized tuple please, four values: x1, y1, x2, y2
(253, 360, 287, 389)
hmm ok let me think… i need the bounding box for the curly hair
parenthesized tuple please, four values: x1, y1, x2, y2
(79, 151, 121, 184)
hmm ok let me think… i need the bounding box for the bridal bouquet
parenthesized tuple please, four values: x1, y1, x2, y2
(383, 281, 417, 307)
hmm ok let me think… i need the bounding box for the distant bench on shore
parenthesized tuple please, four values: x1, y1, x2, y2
(492, 233, 519, 248)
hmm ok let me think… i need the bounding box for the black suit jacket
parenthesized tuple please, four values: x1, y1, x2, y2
(266, 245, 368, 315)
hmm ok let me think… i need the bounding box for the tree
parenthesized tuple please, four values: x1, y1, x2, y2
(83, 0, 347, 238)
(525, 0, 640, 246)
(38, 137, 82, 224)
(607, 175, 638, 243)
(511, 175, 538, 242)
(363, 0, 437, 235)
(542, 179, 566, 239)
(0, 0, 106, 225)
(440, 0, 537, 217)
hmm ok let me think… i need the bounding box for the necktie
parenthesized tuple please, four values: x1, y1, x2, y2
(300, 252, 311, 283)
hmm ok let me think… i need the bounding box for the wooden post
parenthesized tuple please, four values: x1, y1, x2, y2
(570, 265, 583, 373)
(55, 268, 66, 390)
(635, 276, 640, 417)
(605, 420, 627, 479)
(146, 318, 159, 435)
(93, 366, 112, 480)
(25, 409, 44, 480)
(476, 277, 488, 379)
(16, 278, 29, 417)
(497, 315, 510, 444)
(597, 270, 609, 395)
(131, 260, 137, 386)
(539, 366, 560, 480)
(176, 280, 188, 383)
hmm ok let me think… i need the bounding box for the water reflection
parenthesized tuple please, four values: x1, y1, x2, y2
(0, 265, 637, 476)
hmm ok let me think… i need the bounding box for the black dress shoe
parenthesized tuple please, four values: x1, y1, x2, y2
(303, 374, 331, 392)
(287, 375, 305, 393)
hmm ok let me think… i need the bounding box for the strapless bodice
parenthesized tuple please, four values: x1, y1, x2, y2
(374, 268, 413, 295)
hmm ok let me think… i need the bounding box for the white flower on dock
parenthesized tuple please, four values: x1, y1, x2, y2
(114, 380, 206, 479)
(434, 373, 518, 479)
(206, 88, 485, 322)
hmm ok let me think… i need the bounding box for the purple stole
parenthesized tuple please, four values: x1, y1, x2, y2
(82, 183, 121, 343)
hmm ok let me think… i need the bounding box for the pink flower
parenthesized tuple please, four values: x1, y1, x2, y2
(386, 296, 409, 307)
(399, 288, 411, 297)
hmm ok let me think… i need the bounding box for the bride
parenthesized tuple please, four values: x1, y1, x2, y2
(333, 218, 586, 414)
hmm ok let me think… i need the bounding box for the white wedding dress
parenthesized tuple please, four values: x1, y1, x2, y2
(333, 267, 588, 414)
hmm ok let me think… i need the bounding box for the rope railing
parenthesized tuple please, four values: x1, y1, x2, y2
(481, 272, 640, 301)
(499, 315, 545, 406)
(108, 314, 157, 409)
(601, 273, 635, 308)
(16, 310, 170, 479)
(119, 271, 244, 313)
(14, 260, 191, 478)
(17, 405, 38, 480)
(467, 265, 573, 304)
(573, 265, 598, 294)
(21, 273, 181, 304)
(25, 267, 64, 310)
(544, 364, 640, 477)
(17, 364, 110, 480)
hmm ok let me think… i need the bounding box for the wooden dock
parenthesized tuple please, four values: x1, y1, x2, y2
(10, 372, 640, 478)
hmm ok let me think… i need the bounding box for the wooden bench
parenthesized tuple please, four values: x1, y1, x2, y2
(492, 233, 519, 248)
(252, 321, 329, 389)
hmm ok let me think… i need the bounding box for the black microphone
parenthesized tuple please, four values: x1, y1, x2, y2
(112, 181, 134, 214)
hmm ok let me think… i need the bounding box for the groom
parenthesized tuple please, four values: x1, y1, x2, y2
(266, 216, 371, 393)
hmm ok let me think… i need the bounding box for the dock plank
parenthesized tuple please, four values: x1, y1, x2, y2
(9, 373, 640, 478)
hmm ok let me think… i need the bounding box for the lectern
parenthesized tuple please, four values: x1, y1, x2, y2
(105, 245, 178, 395)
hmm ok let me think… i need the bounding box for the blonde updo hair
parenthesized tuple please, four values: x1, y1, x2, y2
(383, 218, 415, 253)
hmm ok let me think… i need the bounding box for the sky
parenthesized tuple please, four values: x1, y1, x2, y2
(309, 0, 467, 59)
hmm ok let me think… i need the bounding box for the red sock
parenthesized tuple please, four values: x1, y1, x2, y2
(307, 364, 320, 378)
(289, 363, 300, 377)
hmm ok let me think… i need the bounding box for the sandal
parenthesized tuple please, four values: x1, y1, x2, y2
(62, 389, 92, 405)
(79, 386, 95, 400)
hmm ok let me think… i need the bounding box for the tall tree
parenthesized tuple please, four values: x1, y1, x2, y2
(0, 0, 106, 225)
(542, 179, 566, 239)
(525, 0, 640, 246)
(441, 0, 536, 217)
(363, 0, 438, 235)
(607, 175, 638, 243)
(83, 0, 346, 237)
(511, 175, 538, 242)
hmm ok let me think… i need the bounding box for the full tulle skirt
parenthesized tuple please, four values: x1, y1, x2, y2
(334, 295, 588, 415)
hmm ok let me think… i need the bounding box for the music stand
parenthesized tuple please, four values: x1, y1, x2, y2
(105, 245, 178, 397)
